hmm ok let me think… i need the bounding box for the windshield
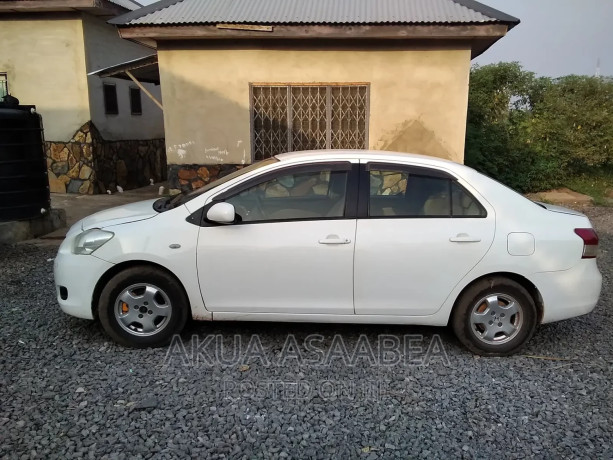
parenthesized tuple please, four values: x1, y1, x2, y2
(156, 157, 278, 211)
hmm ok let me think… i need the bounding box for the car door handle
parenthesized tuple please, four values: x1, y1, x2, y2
(449, 233, 481, 243)
(319, 235, 351, 245)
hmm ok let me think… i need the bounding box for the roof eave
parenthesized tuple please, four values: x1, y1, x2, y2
(109, 0, 182, 25)
(451, 0, 520, 28)
(116, 22, 511, 45)
(0, 0, 132, 16)
(88, 54, 160, 84)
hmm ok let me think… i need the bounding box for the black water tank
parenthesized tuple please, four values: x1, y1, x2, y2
(0, 101, 50, 221)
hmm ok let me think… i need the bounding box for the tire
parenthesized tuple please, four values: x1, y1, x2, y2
(98, 266, 189, 348)
(451, 277, 537, 356)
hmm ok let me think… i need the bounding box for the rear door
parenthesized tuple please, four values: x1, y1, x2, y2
(354, 162, 495, 316)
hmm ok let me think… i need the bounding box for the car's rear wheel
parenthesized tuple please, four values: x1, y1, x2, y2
(452, 277, 537, 356)
(98, 266, 189, 348)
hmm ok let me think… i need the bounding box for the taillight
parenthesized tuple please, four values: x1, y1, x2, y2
(574, 228, 599, 259)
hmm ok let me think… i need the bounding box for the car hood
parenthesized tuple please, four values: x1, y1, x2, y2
(536, 202, 585, 217)
(81, 199, 158, 230)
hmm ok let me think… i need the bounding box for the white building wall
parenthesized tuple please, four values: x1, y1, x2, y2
(81, 13, 164, 141)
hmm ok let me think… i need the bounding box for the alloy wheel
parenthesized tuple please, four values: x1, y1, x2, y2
(114, 283, 172, 337)
(470, 293, 523, 345)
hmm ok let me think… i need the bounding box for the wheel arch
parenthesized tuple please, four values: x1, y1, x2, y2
(91, 260, 191, 320)
(450, 272, 544, 325)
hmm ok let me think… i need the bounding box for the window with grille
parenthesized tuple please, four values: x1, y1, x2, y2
(130, 87, 142, 115)
(0, 74, 8, 100)
(250, 84, 369, 160)
(103, 83, 118, 115)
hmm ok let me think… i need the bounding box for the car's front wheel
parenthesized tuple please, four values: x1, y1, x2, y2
(451, 277, 537, 356)
(98, 266, 189, 348)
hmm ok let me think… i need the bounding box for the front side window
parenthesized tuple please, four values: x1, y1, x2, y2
(0, 73, 8, 99)
(225, 167, 349, 223)
(103, 83, 118, 115)
(368, 166, 485, 218)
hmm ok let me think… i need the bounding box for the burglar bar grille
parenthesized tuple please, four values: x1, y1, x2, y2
(0, 75, 8, 100)
(251, 84, 369, 160)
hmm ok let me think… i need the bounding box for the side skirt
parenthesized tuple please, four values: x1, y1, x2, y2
(210, 311, 450, 327)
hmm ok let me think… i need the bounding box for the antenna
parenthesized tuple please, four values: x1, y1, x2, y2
(596, 57, 601, 77)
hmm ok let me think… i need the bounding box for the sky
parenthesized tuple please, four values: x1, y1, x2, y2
(135, 0, 613, 78)
(475, 0, 613, 77)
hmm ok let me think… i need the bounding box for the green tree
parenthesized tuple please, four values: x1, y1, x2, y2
(465, 64, 613, 192)
(527, 75, 613, 172)
(465, 62, 547, 191)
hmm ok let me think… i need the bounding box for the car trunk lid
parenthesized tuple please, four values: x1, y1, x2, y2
(535, 202, 586, 217)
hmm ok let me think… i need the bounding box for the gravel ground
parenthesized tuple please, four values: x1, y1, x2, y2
(1, 207, 612, 459)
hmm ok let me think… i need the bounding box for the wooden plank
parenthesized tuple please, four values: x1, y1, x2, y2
(125, 71, 163, 111)
(216, 24, 273, 32)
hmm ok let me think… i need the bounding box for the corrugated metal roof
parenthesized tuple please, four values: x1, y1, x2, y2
(108, 0, 142, 11)
(88, 54, 160, 84)
(110, 0, 519, 26)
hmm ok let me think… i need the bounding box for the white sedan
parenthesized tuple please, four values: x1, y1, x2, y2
(54, 151, 602, 355)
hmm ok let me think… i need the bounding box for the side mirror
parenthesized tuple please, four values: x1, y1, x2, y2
(206, 202, 236, 224)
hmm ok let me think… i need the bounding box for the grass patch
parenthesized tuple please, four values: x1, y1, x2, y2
(566, 170, 613, 206)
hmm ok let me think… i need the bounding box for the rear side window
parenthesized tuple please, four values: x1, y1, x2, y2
(368, 166, 485, 218)
(370, 170, 408, 196)
(451, 181, 485, 217)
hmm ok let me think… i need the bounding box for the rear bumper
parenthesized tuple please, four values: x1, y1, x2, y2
(54, 250, 114, 320)
(532, 260, 602, 324)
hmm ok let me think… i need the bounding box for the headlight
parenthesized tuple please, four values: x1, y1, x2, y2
(73, 229, 114, 255)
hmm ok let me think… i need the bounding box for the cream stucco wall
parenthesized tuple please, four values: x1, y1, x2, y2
(0, 17, 90, 141)
(81, 13, 165, 141)
(158, 44, 472, 165)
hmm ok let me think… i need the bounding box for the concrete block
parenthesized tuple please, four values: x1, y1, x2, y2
(0, 209, 67, 244)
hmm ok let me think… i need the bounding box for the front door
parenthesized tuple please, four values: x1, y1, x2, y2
(197, 162, 357, 314)
(354, 162, 496, 316)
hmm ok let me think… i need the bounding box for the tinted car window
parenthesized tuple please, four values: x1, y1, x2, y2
(370, 170, 408, 196)
(369, 167, 485, 218)
(451, 181, 486, 217)
(226, 169, 348, 223)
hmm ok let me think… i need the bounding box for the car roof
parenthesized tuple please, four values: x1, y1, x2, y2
(275, 149, 465, 172)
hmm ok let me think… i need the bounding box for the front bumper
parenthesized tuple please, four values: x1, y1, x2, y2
(54, 244, 114, 320)
(533, 260, 602, 324)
